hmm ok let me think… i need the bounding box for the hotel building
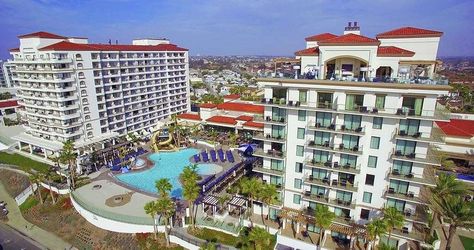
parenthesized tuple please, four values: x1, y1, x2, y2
(253, 24, 450, 249)
(9, 32, 190, 157)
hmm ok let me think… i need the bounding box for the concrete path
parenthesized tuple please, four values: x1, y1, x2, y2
(0, 223, 43, 250)
(0, 183, 74, 250)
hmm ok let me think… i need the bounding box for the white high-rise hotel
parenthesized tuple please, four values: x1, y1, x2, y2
(254, 24, 450, 249)
(9, 32, 189, 155)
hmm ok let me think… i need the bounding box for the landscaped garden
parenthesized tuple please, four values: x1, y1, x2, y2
(459, 235, 474, 250)
(0, 169, 30, 197)
(0, 152, 51, 173)
(188, 227, 276, 250)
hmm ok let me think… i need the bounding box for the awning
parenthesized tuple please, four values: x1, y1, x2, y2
(229, 196, 247, 207)
(75, 132, 119, 149)
(399, 60, 437, 65)
(202, 195, 219, 206)
(280, 207, 307, 223)
(12, 132, 63, 151)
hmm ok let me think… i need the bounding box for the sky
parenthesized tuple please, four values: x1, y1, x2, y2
(0, 0, 473, 59)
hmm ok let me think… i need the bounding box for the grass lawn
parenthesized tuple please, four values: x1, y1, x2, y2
(0, 152, 51, 173)
(189, 227, 240, 246)
(459, 236, 474, 250)
(19, 195, 39, 212)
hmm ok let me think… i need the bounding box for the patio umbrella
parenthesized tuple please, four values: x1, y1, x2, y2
(238, 143, 257, 156)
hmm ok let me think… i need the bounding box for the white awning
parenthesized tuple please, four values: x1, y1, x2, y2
(12, 132, 63, 151)
(75, 132, 119, 149)
(202, 195, 219, 206)
(229, 196, 247, 207)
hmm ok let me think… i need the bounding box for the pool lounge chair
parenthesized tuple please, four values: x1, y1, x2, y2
(111, 165, 121, 171)
(113, 158, 121, 166)
(210, 150, 218, 162)
(201, 151, 209, 162)
(217, 148, 226, 162)
(193, 154, 201, 163)
(226, 150, 235, 163)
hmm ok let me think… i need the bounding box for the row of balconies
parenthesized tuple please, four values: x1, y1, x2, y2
(91, 52, 184, 60)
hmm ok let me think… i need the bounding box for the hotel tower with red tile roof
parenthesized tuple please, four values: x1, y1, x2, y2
(9, 31, 190, 152)
(256, 23, 453, 249)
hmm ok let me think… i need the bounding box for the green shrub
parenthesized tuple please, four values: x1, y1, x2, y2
(19, 195, 38, 212)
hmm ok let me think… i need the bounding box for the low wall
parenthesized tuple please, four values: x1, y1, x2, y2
(14, 184, 36, 205)
(39, 182, 70, 195)
(276, 234, 327, 250)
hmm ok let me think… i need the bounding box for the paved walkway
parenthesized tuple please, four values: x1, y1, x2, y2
(0, 183, 74, 250)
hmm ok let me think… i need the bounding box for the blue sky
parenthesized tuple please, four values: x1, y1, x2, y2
(0, 0, 473, 58)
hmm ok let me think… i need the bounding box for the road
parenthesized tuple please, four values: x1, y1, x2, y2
(0, 223, 44, 250)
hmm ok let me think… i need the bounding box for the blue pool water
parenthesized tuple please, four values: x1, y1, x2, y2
(116, 148, 222, 198)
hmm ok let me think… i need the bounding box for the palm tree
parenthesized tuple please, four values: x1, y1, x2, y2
(181, 165, 200, 229)
(258, 184, 278, 231)
(155, 178, 172, 198)
(434, 195, 474, 250)
(59, 140, 77, 190)
(28, 172, 43, 204)
(199, 242, 217, 250)
(144, 201, 158, 239)
(46, 171, 56, 204)
(429, 173, 466, 235)
(171, 114, 183, 148)
(366, 218, 388, 249)
(249, 226, 273, 250)
(314, 205, 335, 248)
(217, 194, 230, 213)
(239, 177, 262, 223)
(382, 207, 404, 244)
(156, 195, 176, 247)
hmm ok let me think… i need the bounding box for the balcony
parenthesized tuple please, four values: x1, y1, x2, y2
(305, 159, 360, 174)
(388, 168, 436, 187)
(252, 133, 286, 144)
(254, 115, 287, 125)
(391, 149, 440, 166)
(393, 127, 445, 144)
(253, 148, 285, 160)
(252, 165, 285, 177)
(384, 188, 428, 205)
(303, 176, 331, 188)
(391, 223, 428, 242)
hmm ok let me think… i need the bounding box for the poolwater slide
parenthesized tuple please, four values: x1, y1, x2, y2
(151, 129, 175, 152)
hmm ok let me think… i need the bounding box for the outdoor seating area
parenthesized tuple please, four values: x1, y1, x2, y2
(193, 148, 235, 164)
(104, 147, 148, 172)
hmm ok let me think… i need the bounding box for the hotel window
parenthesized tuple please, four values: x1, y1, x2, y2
(342, 135, 359, 149)
(297, 128, 305, 139)
(387, 198, 406, 212)
(295, 162, 303, 173)
(271, 159, 284, 171)
(299, 90, 307, 103)
(363, 192, 372, 203)
(393, 160, 413, 175)
(298, 110, 306, 121)
(402, 96, 424, 116)
(317, 92, 333, 108)
(399, 119, 420, 136)
(270, 176, 282, 186)
(389, 180, 409, 194)
(373, 117, 383, 129)
(313, 150, 330, 163)
(370, 136, 380, 149)
(345, 94, 364, 111)
(365, 174, 375, 186)
(360, 209, 370, 220)
(375, 95, 386, 109)
(396, 140, 416, 155)
(311, 186, 326, 196)
(316, 112, 332, 127)
(271, 125, 285, 138)
(311, 168, 329, 180)
(340, 154, 357, 167)
(307, 223, 321, 233)
(314, 131, 331, 146)
(368, 156, 377, 168)
(294, 178, 302, 189)
(336, 190, 352, 203)
(343, 114, 362, 130)
(293, 194, 301, 204)
(296, 145, 304, 157)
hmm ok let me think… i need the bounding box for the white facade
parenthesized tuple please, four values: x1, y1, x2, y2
(10, 32, 190, 152)
(253, 78, 450, 248)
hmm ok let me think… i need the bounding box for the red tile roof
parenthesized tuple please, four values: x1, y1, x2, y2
(377, 27, 443, 39)
(177, 113, 201, 121)
(305, 33, 338, 42)
(236, 115, 253, 121)
(318, 33, 380, 46)
(0, 100, 19, 109)
(295, 47, 319, 56)
(39, 41, 188, 51)
(436, 119, 474, 138)
(377, 46, 415, 57)
(9, 48, 20, 52)
(224, 94, 240, 100)
(18, 31, 67, 39)
(206, 116, 237, 125)
(199, 103, 217, 109)
(217, 102, 264, 114)
(243, 121, 264, 128)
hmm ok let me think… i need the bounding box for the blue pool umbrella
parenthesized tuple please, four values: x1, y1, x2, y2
(238, 144, 257, 156)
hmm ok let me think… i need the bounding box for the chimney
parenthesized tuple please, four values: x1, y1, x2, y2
(115, 40, 118, 45)
(344, 21, 361, 35)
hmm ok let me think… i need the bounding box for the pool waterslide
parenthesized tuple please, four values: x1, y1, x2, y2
(152, 129, 175, 152)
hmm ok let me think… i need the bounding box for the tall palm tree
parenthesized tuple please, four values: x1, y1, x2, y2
(59, 140, 77, 190)
(155, 178, 172, 198)
(46, 171, 56, 204)
(434, 195, 474, 250)
(180, 165, 200, 229)
(429, 173, 466, 235)
(366, 218, 388, 249)
(170, 114, 182, 148)
(248, 226, 273, 250)
(144, 201, 158, 239)
(239, 177, 262, 223)
(28, 172, 43, 204)
(314, 205, 335, 248)
(382, 207, 404, 244)
(156, 195, 176, 247)
(258, 184, 278, 231)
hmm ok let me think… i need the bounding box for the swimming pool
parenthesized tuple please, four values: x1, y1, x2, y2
(116, 148, 223, 198)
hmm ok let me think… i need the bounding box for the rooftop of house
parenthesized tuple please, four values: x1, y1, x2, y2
(436, 119, 474, 138)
